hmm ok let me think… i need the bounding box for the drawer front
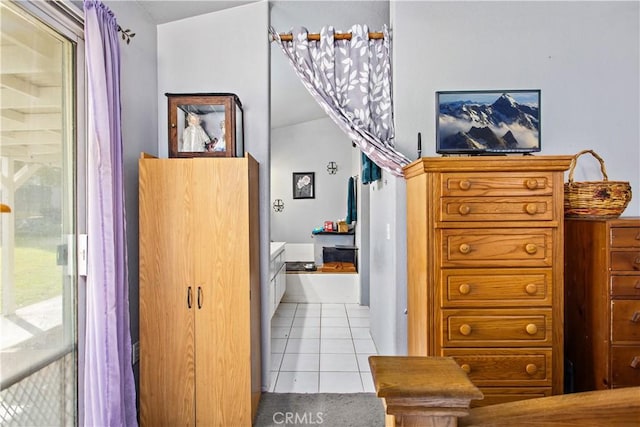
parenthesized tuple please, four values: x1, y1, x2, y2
(612, 300, 640, 342)
(441, 229, 553, 267)
(611, 276, 640, 297)
(443, 348, 552, 386)
(611, 345, 640, 387)
(440, 197, 553, 222)
(442, 309, 552, 347)
(611, 227, 640, 248)
(611, 251, 640, 272)
(441, 268, 552, 307)
(442, 172, 552, 197)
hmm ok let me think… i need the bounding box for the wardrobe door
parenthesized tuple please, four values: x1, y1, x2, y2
(193, 158, 253, 425)
(140, 159, 196, 426)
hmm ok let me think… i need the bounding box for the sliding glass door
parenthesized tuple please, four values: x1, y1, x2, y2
(0, 1, 83, 425)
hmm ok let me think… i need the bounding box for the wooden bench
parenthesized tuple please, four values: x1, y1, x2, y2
(369, 356, 640, 427)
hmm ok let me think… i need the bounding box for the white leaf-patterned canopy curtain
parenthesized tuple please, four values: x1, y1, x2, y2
(270, 24, 411, 177)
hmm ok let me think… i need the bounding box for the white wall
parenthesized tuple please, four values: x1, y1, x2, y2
(271, 117, 358, 243)
(374, 0, 640, 356)
(156, 1, 271, 387)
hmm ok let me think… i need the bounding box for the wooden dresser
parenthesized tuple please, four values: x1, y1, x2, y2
(565, 217, 640, 391)
(403, 155, 572, 406)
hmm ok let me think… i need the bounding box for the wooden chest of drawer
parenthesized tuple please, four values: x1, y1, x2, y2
(565, 217, 640, 392)
(405, 156, 571, 405)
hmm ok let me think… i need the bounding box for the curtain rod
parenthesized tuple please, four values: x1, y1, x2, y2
(276, 32, 384, 42)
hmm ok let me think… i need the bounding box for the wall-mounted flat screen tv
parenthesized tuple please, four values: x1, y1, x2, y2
(436, 90, 541, 155)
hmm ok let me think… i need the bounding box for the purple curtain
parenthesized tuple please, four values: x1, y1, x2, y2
(83, 1, 137, 426)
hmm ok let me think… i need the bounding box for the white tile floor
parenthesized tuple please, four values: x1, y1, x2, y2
(269, 303, 378, 393)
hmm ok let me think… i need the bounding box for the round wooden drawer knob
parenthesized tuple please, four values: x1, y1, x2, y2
(525, 363, 538, 375)
(525, 203, 538, 215)
(461, 364, 471, 374)
(459, 243, 471, 254)
(525, 283, 538, 295)
(459, 180, 471, 190)
(526, 323, 538, 335)
(459, 283, 471, 295)
(458, 205, 471, 215)
(459, 324, 472, 336)
(525, 179, 538, 190)
(525, 243, 538, 254)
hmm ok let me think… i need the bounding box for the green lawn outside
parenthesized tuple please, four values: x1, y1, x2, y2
(1, 236, 62, 309)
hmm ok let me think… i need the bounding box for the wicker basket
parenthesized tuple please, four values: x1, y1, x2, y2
(564, 149, 632, 218)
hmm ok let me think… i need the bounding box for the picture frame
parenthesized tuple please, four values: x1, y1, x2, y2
(292, 172, 315, 199)
(436, 89, 541, 155)
(166, 93, 244, 158)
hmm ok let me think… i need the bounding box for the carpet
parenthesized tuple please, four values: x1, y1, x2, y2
(254, 393, 385, 427)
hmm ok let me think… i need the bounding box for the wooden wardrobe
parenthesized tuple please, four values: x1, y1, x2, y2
(403, 155, 571, 406)
(138, 154, 261, 426)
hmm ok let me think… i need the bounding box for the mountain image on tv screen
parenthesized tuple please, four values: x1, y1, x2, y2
(437, 91, 540, 153)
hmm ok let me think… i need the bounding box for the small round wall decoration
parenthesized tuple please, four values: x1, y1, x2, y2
(273, 199, 284, 212)
(327, 161, 338, 175)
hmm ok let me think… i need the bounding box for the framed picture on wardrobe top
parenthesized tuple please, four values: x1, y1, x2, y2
(166, 93, 244, 158)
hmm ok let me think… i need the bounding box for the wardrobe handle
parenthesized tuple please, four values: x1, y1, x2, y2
(197, 286, 203, 309)
(525, 243, 538, 255)
(187, 286, 192, 309)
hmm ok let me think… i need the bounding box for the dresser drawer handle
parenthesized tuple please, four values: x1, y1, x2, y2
(631, 356, 640, 369)
(631, 311, 640, 323)
(458, 205, 471, 215)
(525, 203, 538, 215)
(459, 180, 471, 190)
(459, 243, 471, 254)
(461, 363, 471, 374)
(459, 283, 471, 295)
(525, 363, 538, 375)
(459, 324, 472, 336)
(525, 179, 538, 190)
(526, 323, 538, 335)
(525, 243, 538, 255)
(525, 283, 538, 295)
(635, 280, 640, 290)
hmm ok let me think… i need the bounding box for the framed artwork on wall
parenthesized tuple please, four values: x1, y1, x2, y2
(292, 172, 315, 199)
